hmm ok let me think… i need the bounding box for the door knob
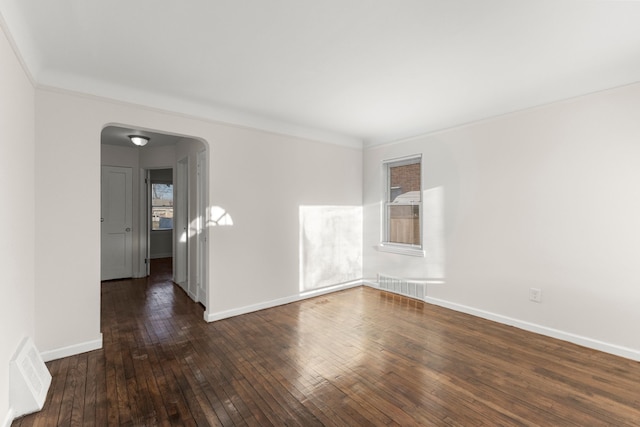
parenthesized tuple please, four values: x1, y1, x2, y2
(125, 227, 131, 232)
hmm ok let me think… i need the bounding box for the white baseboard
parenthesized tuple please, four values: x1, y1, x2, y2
(362, 279, 379, 288)
(361, 282, 640, 362)
(205, 280, 362, 322)
(208, 279, 639, 361)
(40, 335, 103, 362)
(2, 408, 15, 427)
(423, 296, 640, 362)
(150, 253, 172, 259)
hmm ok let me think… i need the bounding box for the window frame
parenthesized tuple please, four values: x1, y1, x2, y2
(380, 154, 425, 257)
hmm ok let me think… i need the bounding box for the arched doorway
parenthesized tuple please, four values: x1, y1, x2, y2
(100, 125, 209, 306)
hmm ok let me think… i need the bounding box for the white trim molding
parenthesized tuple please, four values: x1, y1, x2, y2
(361, 281, 640, 362)
(2, 408, 15, 427)
(377, 243, 425, 257)
(39, 335, 103, 362)
(204, 281, 362, 322)
(423, 296, 640, 362)
(38, 85, 363, 149)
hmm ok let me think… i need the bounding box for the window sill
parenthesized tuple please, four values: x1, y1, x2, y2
(378, 243, 425, 257)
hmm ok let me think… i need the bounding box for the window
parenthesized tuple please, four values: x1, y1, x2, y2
(382, 155, 422, 254)
(151, 183, 173, 230)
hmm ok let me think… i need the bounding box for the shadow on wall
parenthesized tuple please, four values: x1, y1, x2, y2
(299, 205, 363, 292)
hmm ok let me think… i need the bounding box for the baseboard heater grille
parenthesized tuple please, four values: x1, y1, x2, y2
(377, 274, 426, 300)
(10, 337, 52, 418)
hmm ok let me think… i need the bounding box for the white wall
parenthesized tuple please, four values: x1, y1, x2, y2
(364, 83, 640, 360)
(150, 232, 172, 259)
(35, 92, 103, 360)
(34, 88, 363, 357)
(206, 129, 363, 317)
(140, 145, 176, 170)
(0, 20, 36, 426)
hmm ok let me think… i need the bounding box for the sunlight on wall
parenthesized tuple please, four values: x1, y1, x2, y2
(299, 205, 363, 292)
(179, 206, 233, 243)
(208, 206, 234, 227)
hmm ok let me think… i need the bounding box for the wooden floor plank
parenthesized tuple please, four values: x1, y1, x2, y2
(68, 352, 88, 426)
(12, 258, 640, 426)
(42, 357, 69, 427)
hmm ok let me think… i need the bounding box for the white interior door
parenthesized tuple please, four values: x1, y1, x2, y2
(175, 158, 188, 289)
(196, 151, 208, 305)
(101, 166, 133, 280)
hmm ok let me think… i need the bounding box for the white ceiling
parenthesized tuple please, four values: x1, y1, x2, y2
(4, 0, 640, 147)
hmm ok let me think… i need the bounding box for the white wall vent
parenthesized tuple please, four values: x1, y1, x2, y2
(378, 274, 426, 300)
(10, 337, 52, 418)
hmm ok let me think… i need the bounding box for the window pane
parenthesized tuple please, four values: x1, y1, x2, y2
(388, 205, 420, 245)
(152, 183, 173, 230)
(389, 162, 421, 202)
(383, 156, 422, 248)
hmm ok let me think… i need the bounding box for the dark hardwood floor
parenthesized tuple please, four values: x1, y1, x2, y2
(12, 258, 640, 426)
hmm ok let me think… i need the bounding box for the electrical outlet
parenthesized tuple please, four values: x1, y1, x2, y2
(529, 287, 542, 303)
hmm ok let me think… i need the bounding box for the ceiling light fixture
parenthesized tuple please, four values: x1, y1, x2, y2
(129, 135, 150, 146)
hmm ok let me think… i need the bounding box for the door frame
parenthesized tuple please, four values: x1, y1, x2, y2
(137, 169, 150, 277)
(175, 157, 189, 290)
(139, 167, 177, 278)
(102, 125, 209, 309)
(196, 150, 208, 304)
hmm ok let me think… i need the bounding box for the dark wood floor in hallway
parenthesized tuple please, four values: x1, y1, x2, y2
(12, 258, 640, 426)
